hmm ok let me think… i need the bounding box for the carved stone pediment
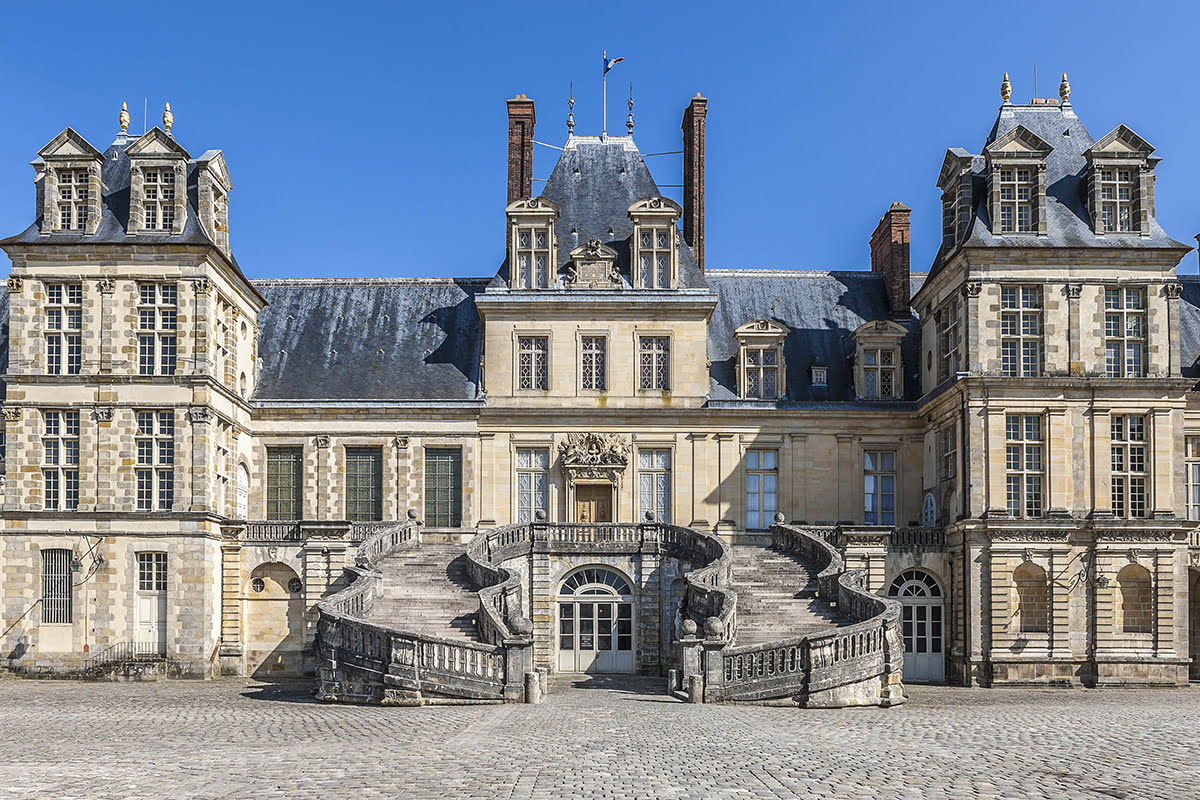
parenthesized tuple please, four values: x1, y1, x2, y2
(558, 432, 629, 484)
(566, 238, 620, 290)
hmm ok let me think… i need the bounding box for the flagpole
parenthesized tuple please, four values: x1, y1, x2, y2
(602, 49, 607, 139)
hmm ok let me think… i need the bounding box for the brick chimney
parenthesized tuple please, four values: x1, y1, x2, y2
(681, 94, 708, 271)
(506, 94, 535, 204)
(870, 202, 912, 320)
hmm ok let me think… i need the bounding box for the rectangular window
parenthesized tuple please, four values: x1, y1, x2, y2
(1188, 438, 1200, 522)
(517, 336, 549, 391)
(513, 226, 552, 289)
(1105, 287, 1145, 378)
(938, 424, 957, 483)
(425, 448, 463, 528)
(137, 552, 168, 592)
(744, 346, 781, 400)
(41, 548, 73, 624)
(639, 336, 670, 391)
(345, 447, 383, 522)
(862, 348, 897, 399)
(142, 168, 176, 231)
(266, 447, 303, 521)
(1111, 415, 1147, 518)
(1005, 415, 1044, 518)
(638, 449, 671, 524)
(581, 336, 607, 391)
(137, 283, 178, 375)
(864, 451, 896, 526)
(936, 298, 960, 384)
(42, 410, 80, 511)
(1099, 168, 1137, 233)
(745, 450, 778, 530)
(636, 226, 672, 289)
(56, 169, 89, 231)
(44, 282, 83, 375)
(135, 410, 175, 511)
(997, 167, 1035, 233)
(515, 448, 549, 524)
(1000, 286, 1042, 378)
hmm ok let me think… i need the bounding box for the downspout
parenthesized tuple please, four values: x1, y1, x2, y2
(960, 385, 972, 684)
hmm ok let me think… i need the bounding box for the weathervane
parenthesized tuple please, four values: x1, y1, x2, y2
(626, 83, 635, 135)
(602, 50, 625, 139)
(567, 82, 575, 135)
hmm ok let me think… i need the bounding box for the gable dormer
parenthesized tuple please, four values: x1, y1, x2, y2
(1083, 125, 1157, 236)
(505, 196, 559, 289)
(983, 125, 1052, 236)
(734, 319, 789, 400)
(126, 128, 190, 235)
(628, 196, 681, 289)
(852, 319, 907, 400)
(36, 128, 104, 235)
(196, 150, 232, 255)
(936, 148, 975, 254)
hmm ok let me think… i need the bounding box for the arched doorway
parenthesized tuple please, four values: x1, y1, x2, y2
(556, 566, 635, 673)
(244, 562, 305, 676)
(1190, 568, 1200, 681)
(888, 569, 945, 683)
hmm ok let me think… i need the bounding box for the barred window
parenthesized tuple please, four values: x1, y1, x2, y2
(515, 448, 549, 524)
(137, 552, 167, 592)
(639, 336, 670, 391)
(44, 282, 83, 375)
(1111, 415, 1147, 519)
(136, 410, 175, 511)
(1005, 415, 1044, 518)
(1105, 288, 1145, 378)
(638, 449, 671, 524)
(41, 548, 73, 624)
(862, 348, 897, 399)
(864, 451, 895, 525)
(142, 168, 177, 231)
(1100, 168, 1136, 233)
(1000, 286, 1042, 378)
(42, 410, 80, 511)
(998, 167, 1035, 233)
(635, 226, 672, 289)
(138, 283, 178, 375)
(1187, 438, 1200, 522)
(345, 447, 382, 522)
(745, 450, 778, 530)
(744, 346, 781, 400)
(513, 226, 552, 289)
(936, 298, 959, 384)
(517, 336, 548, 391)
(56, 168, 90, 231)
(581, 336, 607, 391)
(424, 448, 462, 528)
(938, 424, 957, 482)
(266, 447, 303, 521)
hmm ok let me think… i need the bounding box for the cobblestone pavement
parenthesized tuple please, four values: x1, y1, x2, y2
(0, 675, 1197, 800)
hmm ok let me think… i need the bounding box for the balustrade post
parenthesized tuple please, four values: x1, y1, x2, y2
(677, 620, 703, 700)
(502, 636, 535, 702)
(701, 637, 728, 703)
(878, 616, 907, 707)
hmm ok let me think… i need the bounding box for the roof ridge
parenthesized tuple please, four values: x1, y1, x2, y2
(705, 268, 880, 278)
(251, 276, 491, 287)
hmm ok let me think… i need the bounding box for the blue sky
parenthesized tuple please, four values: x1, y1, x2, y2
(2, 1, 1197, 279)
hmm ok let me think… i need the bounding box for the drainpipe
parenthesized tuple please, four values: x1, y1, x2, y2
(960, 386, 972, 685)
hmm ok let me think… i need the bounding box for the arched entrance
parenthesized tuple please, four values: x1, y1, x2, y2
(1189, 568, 1200, 681)
(245, 562, 305, 676)
(556, 567, 635, 673)
(888, 569, 945, 683)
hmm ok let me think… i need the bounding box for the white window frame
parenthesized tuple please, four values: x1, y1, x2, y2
(1000, 286, 1042, 378)
(1099, 167, 1136, 233)
(1111, 414, 1147, 519)
(42, 410, 80, 511)
(138, 283, 178, 376)
(513, 224, 553, 289)
(811, 366, 828, 387)
(745, 449, 778, 530)
(515, 448, 549, 524)
(862, 348, 897, 399)
(863, 450, 895, 526)
(637, 449, 671, 523)
(580, 335, 607, 391)
(1005, 414, 1044, 518)
(44, 282, 82, 375)
(517, 335, 549, 391)
(136, 410, 175, 512)
(141, 167, 177, 231)
(56, 168, 90, 231)
(638, 336, 670, 391)
(1105, 287, 1145, 378)
(742, 345, 781, 400)
(634, 225, 674, 289)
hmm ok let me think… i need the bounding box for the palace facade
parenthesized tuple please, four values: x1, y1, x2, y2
(2, 75, 1199, 691)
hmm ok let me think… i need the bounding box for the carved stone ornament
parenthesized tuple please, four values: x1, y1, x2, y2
(963, 282, 983, 298)
(565, 238, 620, 290)
(1164, 283, 1184, 299)
(558, 432, 630, 485)
(187, 407, 212, 424)
(989, 530, 1070, 542)
(2, 407, 21, 422)
(96, 277, 116, 294)
(194, 278, 212, 295)
(1095, 529, 1178, 543)
(91, 407, 114, 422)
(6, 276, 22, 294)
(1189, 551, 1200, 567)
(393, 436, 410, 449)
(313, 435, 331, 449)
(1065, 283, 1083, 299)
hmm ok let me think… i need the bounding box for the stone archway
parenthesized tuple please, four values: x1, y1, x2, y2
(244, 562, 306, 676)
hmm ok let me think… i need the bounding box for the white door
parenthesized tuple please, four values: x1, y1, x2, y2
(556, 567, 635, 674)
(888, 569, 945, 682)
(136, 552, 168, 656)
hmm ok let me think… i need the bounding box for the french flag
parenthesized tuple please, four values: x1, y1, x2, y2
(604, 55, 625, 75)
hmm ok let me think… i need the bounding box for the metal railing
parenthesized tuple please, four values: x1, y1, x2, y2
(84, 640, 167, 672)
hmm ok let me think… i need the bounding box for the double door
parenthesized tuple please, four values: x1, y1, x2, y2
(557, 599, 634, 673)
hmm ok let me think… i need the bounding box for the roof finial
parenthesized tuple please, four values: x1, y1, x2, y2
(1059, 72, 1071, 104)
(162, 102, 174, 134)
(567, 82, 575, 136)
(119, 101, 130, 134)
(1000, 72, 1013, 103)
(626, 83, 635, 135)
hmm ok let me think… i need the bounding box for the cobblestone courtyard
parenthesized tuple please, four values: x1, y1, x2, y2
(0, 676, 1197, 800)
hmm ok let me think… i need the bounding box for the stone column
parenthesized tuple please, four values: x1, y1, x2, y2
(188, 407, 212, 513)
(1152, 408, 1174, 517)
(687, 433, 712, 529)
(835, 433, 854, 522)
(1066, 283, 1083, 375)
(789, 433, 808, 523)
(715, 433, 737, 531)
(218, 526, 244, 673)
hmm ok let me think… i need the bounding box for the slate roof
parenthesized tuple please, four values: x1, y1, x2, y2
(928, 102, 1189, 282)
(1179, 275, 1200, 380)
(0, 288, 8, 403)
(706, 270, 920, 403)
(491, 135, 705, 291)
(251, 278, 485, 402)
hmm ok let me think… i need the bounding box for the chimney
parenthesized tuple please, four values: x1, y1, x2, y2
(506, 94, 536, 205)
(681, 94, 708, 271)
(870, 202, 912, 320)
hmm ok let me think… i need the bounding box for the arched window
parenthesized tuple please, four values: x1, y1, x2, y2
(1012, 562, 1048, 634)
(888, 569, 942, 598)
(1117, 564, 1153, 634)
(558, 567, 632, 598)
(887, 569, 944, 683)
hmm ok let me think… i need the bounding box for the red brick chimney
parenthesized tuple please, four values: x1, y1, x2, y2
(506, 94, 536, 204)
(870, 202, 912, 320)
(681, 94, 708, 271)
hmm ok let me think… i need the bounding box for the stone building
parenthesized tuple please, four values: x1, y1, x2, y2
(1, 75, 1198, 696)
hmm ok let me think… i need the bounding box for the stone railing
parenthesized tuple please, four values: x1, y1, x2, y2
(887, 526, 946, 550)
(242, 521, 303, 542)
(239, 519, 389, 544)
(694, 523, 904, 707)
(315, 516, 516, 705)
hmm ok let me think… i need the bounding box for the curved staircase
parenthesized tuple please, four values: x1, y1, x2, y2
(366, 544, 480, 641)
(729, 543, 846, 646)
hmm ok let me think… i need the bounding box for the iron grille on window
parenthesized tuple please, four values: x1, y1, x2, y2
(1005, 415, 1044, 517)
(639, 337, 670, 391)
(345, 447, 383, 522)
(424, 448, 462, 528)
(266, 447, 303, 520)
(1000, 286, 1042, 378)
(135, 410, 175, 511)
(138, 283, 178, 375)
(41, 548, 72, 624)
(1111, 415, 1147, 518)
(517, 336, 548, 390)
(42, 410, 80, 510)
(44, 282, 83, 375)
(581, 336, 606, 391)
(1105, 288, 1145, 378)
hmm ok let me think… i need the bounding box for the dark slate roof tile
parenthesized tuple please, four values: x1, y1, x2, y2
(1180, 275, 1200, 380)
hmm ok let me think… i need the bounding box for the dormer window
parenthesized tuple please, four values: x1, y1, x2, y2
(1084, 125, 1156, 237)
(734, 319, 789, 401)
(984, 124, 1051, 236)
(1100, 168, 1135, 233)
(505, 197, 559, 290)
(811, 366, 828, 387)
(628, 197, 682, 290)
(853, 320, 907, 401)
(35, 127, 104, 235)
(862, 348, 897, 398)
(126, 128, 190, 235)
(141, 168, 176, 231)
(56, 169, 90, 231)
(998, 167, 1034, 233)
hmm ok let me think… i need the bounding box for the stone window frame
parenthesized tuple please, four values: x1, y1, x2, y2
(628, 196, 682, 290)
(40, 547, 74, 625)
(1083, 125, 1157, 238)
(135, 409, 176, 512)
(1110, 414, 1148, 519)
(983, 125, 1051, 237)
(636, 332, 671, 392)
(1104, 286, 1146, 378)
(935, 296, 960, 385)
(734, 320, 789, 401)
(635, 444, 674, 524)
(1011, 561, 1050, 636)
(515, 332, 551, 393)
(125, 129, 190, 236)
(577, 331, 608, 393)
(1186, 437, 1200, 522)
(41, 409, 80, 511)
(811, 365, 828, 387)
(1115, 563, 1154, 636)
(36, 128, 104, 236)
(1005, 414, 1045, 518)
(1000, 285, 1043, 378)
(852, 320, 906, 401)
(505, 197, 559, 290)
(43, 281, 83, 376)
(137, 282, 179, 376)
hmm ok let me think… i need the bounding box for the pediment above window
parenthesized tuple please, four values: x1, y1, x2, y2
(627, 196, 682, 218)
(37, 127, 104, 161)
(505, 195, 559, 218)
(734, 319, 790, 344)
(125, 127, 191, 159)
(1085, 125, 1155, 160)
(984, 125, 1052, 158)
(566, 238, 620, 290)
(36, 128, 104, 235)
(852, 319, 908, 343)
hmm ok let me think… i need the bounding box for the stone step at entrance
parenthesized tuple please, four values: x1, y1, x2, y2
(365, 544, 482, 642)
(729, 543, 848, 646)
